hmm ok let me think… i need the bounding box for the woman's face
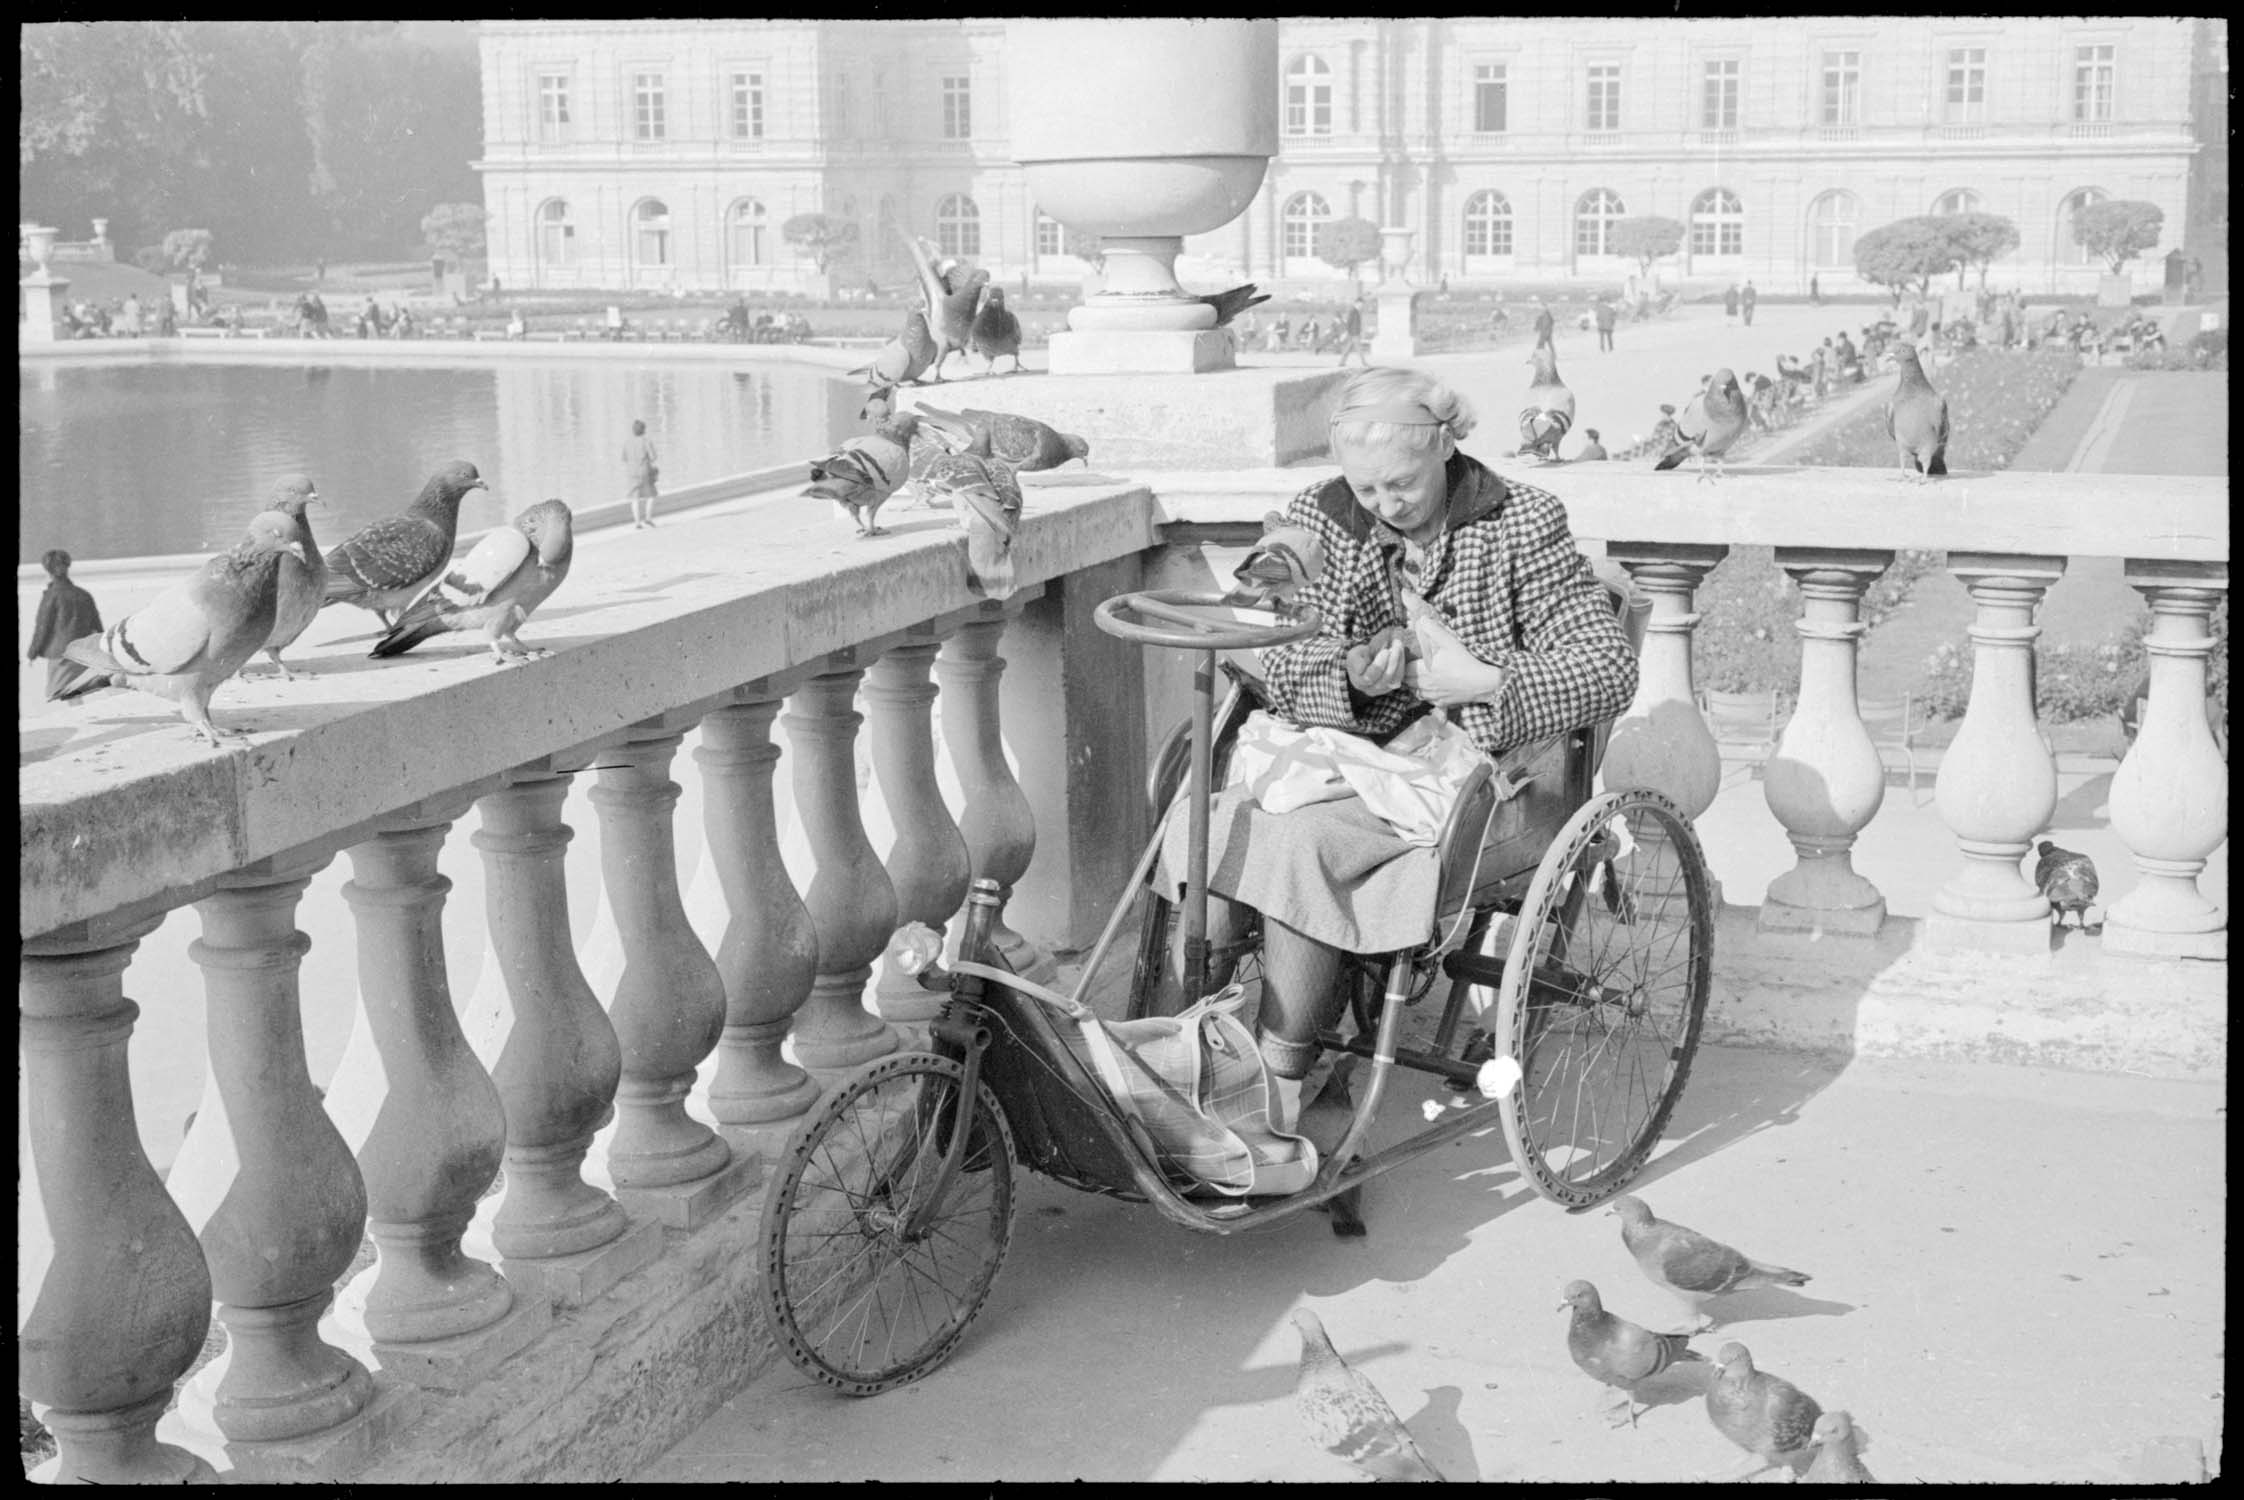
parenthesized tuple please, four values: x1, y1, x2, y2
(1332, 429, 1451, 537)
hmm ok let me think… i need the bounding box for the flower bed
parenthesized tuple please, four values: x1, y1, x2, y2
(1786, 346, 2082, 473)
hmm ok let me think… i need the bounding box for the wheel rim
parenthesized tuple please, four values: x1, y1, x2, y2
(1496, 790, 1712, 1206)
(761, 1055, 1016, 1394)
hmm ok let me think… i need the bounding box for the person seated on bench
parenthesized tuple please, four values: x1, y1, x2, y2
(1158, 366, 1639, 1130)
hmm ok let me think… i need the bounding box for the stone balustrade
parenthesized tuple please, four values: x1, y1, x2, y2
(18, 465, 2226, 1482)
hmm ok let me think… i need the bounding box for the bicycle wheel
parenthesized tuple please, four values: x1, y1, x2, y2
(760, 1052, 1017, 1395)
(1495, 789, 1712, 1208)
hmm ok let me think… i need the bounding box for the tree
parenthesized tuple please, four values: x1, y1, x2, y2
(1061, 224, 1104, 269)
(20, 22, 213, 253)
(1316, 216, 1385, 281)
(301, 26, 482, 256)
(1942, 211, 2020, 290)
(1852, 216, 1962, 302)
(420, 202, 487, 265)
(162, 228, 215, 270)
(1609, 216, 1684, 280)
(2072, 199, 2164, 274)
(781, 213, 860, 273)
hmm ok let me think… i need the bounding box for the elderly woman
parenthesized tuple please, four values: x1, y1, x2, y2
(1162, 365, 1638, 1129)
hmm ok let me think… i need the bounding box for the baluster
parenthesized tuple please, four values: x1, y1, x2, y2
(590, 720, 757, 1224)
(1603, 545, 1729, 909)
(698, 692, 823, 1137)
(473, 767, 660, 1305)
(188, 856, 375, 1445)
(1928, 555, 2067, 952)
(1760, 551, 1893, 936)
(2103, 565, 2228, 959)
(342, 795, 548, 1387)
(937, 607, 1049, 977)
(865, 634, 973, 1024)
(784, 659, 901, 1069)
(20, 919, 218, 1484)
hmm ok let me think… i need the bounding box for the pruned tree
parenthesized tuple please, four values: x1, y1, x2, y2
(161, 228, 214, 270)
(782, 212, 860, 273)
(1316, 216, 1385, 282)
(1942, 211, 2020, 290)
(2072, 199, 2165, 274)
(1852, 216, 1961, 302)
(1061, 224, 1104, 268)
(420, 202, 487, 266)
(1610, 216, 1684, 280)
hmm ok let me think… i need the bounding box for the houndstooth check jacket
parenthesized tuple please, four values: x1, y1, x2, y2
(1258, 452, 1638, 758)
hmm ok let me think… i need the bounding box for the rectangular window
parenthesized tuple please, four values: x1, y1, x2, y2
(2073, 43, 2115, 121)
(1702, 59, 1739, 129)
(537, 73, 571, 141)
(1035, 213, 1062, 258)
(1945, 47, 1987, 121)
(633, 72, 666, 141)
(1473, 64, 1508, 133)
(731, 71, 764, 140)
(942, 75, 971, 139)
(1586, 63, 1621, 132)
(1820, 50, 1860, 126)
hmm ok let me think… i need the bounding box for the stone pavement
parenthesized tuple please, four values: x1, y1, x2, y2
(643, 1046, 2223, 1484)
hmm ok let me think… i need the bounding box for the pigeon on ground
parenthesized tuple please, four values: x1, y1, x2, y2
(1705, 1342, 1823, 1479)
(848, 308, 938, 390)
(969, 284, 1024, 375)
(1611, 1194, 1810, 1332)
(1517, 343, 1576, 463)
(1804, 1410, 1876, 1483)
(1289, 1309, 1445, 1483)
(906, 233, 987, 381)
(322, 460, 488, 628)
(1223, 511, 1326, 616)
(49, 513, 307, 744)
(806, 413, 924, 537)
(1652, 369, 1748, 483)
(1197, 283, 1271, 327)
(2034, 840, 2100, 930)
(921, 425, 1024, 600)
(248, 474, 326, 679)
(1886, 341, 1951, 483)
(913, 404, 1087, 472)
(371, 499, 574, 664)
(1560, 1280, 1705, 1428)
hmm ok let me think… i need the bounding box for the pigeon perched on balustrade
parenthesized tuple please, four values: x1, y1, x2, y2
(1560, 1279, 1705, 1428)
(850, 309, 938, 417)
(905, 233, 986, 381)
(1886, 341, 1951, 482)
(968, 284, 1024, 375)
(1804, 1410, 1877, 1483)
(2034, 840, 2100, 930)
(322, 460, 488, 628)
(913, 404, 1087, 472)
(1196, 283, 1271, 328)
(49, 513, 307, 745)
(921, 423, 1023, 600)
(1516, 343, 1576, 463)
(1290, 1309, 1445, 1482)
(806, 413, 924, 537)
(1705, 1342, 1823, 1480)
(372, 499, 574, 664)
(1611, 1194, 1810, 1332)
(1652, 369, 1747, 482)
(248, 474, 326, 679)
(1224, 511, 1326, 617)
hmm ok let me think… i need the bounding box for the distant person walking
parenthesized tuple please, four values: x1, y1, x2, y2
(27, 549, 104, 698)
(623, 419, 661, 529)
(1575, 428, 1608, 461)
(1723, 283, 1741, 324)
(1740, 280, 1757, 326)
(1336, 297, 1369, 367)
(1594, 296, 1617, 353)
(1809, 272, 1821, 306)
(1533, 298, 1555, 348)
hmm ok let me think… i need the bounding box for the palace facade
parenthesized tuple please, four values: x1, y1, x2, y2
(475, 18, 2211, 296)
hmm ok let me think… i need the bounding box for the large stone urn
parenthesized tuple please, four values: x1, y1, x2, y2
(20, 223, 70, 344)
(1009, 19, 1278, 374)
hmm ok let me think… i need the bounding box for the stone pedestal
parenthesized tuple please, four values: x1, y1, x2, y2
(1371, 287, 1426, 362)
(1047, 328, 1237, 375)
(20, 223, 70, 343)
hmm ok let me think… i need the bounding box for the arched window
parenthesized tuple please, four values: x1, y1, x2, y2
(2057, 186, 2108, 266)
(1690, 188, 1744, 257)
(538, 199, 574, 268)
(1281, 191, 1331, 262)
(1284, 55, 1333, 137)
(1931, 188, 1981, 217)
(1462, 191, 1513, 258)
(634, 199, 671, 269)
(1807, 189, 1858, 269)
(727, 198, 767, 270)
(935, 193, 980, 259)
(1574, 188, 1625, 258)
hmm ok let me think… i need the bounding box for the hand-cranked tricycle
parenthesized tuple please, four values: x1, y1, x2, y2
(755, 581, 1714, 1395)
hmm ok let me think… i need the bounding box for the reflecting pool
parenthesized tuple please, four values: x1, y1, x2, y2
(18, 359, 863, 563)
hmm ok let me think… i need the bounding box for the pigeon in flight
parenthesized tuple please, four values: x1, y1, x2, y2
(372, 499, 574, 664)
(913, 404, 1088, 472)
(248, 474, 326, 679)
(1611, 1194, 1810, 1332)
(1224, 511, 1326, 617)
(1804, 1410, 1877, 1483)
(1559, 1279, 1704, 1428)
(1705, 1342, 1823, 1481)
(323, 460, 488, 628)
(2034, 840, 2100, 930)
(1885, 341, 1951, 482)
(806, 412, 924, 537)
(969, 284, 1024, 375)
(1516, 343, 1576, 464)
(1652, 369, 1748, 482)
(1290, 1309, 1445, 1482)
(905, 233, 986, 381)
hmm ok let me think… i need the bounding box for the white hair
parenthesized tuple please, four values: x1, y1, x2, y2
(1327, 365, 1479, 455)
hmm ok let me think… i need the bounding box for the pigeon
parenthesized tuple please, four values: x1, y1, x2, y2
(249, 474, 326, 679)
(912, 404, 1087, 472)
(1804, 1410, 1876, 1483)
(1705, 1342, 1823, 1479)
(1886, 341, 1951, 482)
(1610, 1195, 1810, 1331)
(920, 425, 1023, 599)
(1559, 1280, 1705, 1428)
(1652, 369, 1748, 483)
(49, 513, 307, 745)
(1517, 343, 1576, 463)
(847, 308, 938, 389)
(1224, 511, 1326, 616)
(2034, 840, 2100, 930)
(371, 499, 574, 664)
(906, 233, 987, 381)
(1289, 1309, 1445, 1483)
(1196, 282, 1271, 327)
(806, 412, 924, 537)
(968, 284, 1024, 375)
(323, 460, 488, 628)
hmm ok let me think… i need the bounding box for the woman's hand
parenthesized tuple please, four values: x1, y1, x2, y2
(1345, 627, 1410, 697)
(1403, 609, 1508, 708)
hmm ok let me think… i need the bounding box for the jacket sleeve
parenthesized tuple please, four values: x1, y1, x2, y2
(1480, 491, 1638, 748)
(28, 589, 59, 660)
(1253, 485, 1377, 733)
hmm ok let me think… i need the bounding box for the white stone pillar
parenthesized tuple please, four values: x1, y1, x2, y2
(937, 609, 1050, 979)
(1761, 551, 1894, 937)
(1928, 555, 2067, 953)
(1602, 545, 1728, 908)
(2102, 564, 2228, 959)
(864, 636, 972, 1024)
